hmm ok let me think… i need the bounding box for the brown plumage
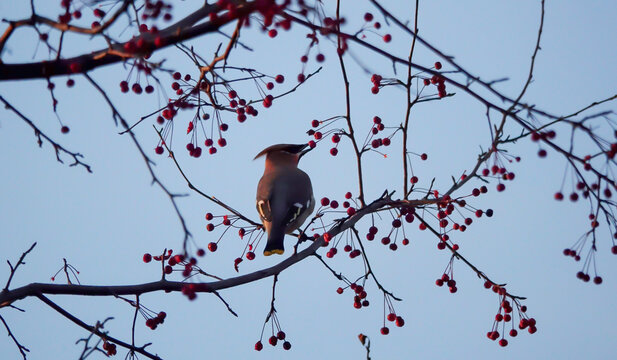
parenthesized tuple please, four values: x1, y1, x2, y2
(255, 143, 314, 256)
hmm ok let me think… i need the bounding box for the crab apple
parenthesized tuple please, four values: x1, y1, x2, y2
(380, 327, 389, 335)
(383, 34, 392, 42)
(269, 336, 278, 346)
(283, 341, 291, 350)
(196, 249, 205, 257)
(297, 73, 306, 83)
(275, 74, 285, 83)
(336, 287, 344, 294)
(594, 276, 603, 284)
(499, 339, 508, 347)
(268, 29, 277, 38)
(93, 8, 106, 18)
(246, 252, 255, 260)
(364, 12, 374, 21)
(330, 148, 338, 156)
(389, 243, 398, 251)
(254, 341, 263, 351)
(395, 316, 405, 327)
(321, 197, 330, 206)
(208, 242, 218, 252)
(61, 126, 70, 134)
(496, 183, 505, 192)
(277, 331, 286, 340)
(143, 253, 152, 263)
(387, 313, 396, 322)
(434, 61, 442, 70)
(402, 238, 410, 245)
(316, 53, 325, 62)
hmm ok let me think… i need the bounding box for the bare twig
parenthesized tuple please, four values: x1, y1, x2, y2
(0, 96, 92, 172)
(0, 314, 29, 359)
(3, 242, 37, 292)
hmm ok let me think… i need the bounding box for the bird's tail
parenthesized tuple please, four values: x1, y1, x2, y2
(263, 228, 285, 256)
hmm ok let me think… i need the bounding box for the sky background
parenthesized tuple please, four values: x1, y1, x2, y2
(1, 1, 617, 359)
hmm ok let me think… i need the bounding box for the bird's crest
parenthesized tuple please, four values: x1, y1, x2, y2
(254, 143, 308, 160)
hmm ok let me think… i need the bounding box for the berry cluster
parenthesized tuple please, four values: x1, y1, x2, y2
(485, 286, 536, 347)
(255, 309, 292, 352)
(102, 341, 117, 356)
(145, 311, 167, 330)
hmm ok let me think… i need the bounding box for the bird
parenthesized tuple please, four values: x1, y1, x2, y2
(254, 143, 315, 256)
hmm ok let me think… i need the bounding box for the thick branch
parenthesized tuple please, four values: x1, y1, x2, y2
(0, 2, 256, 80)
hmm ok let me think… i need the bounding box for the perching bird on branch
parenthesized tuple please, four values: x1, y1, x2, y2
(255, 143, 315, 256)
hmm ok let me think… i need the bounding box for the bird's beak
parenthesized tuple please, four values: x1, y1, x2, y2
(298, 143, 313, 159)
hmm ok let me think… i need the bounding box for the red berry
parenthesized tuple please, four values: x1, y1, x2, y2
(499, 339, 508, 347)
(380, 326, 389, 335)
(61, 126, 70, 134)
(268, 29, 277, 38)
(383, 34, 392, 42)
(254, 341, 263, 351)
(395, 316, 405, 327)
(282, 341, 291, 350)
(208, 242, 217, 252)
(143, 253, 152, 263)
(269, 335, 278, 346)
(434, 61, 442, 70)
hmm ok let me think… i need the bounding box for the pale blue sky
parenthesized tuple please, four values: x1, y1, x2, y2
(1, 1, 617, 359)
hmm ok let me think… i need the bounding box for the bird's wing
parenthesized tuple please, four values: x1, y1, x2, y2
(256, 170, 314, 231)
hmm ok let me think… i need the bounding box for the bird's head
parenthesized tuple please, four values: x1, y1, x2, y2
(254, 143, 313, 168)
